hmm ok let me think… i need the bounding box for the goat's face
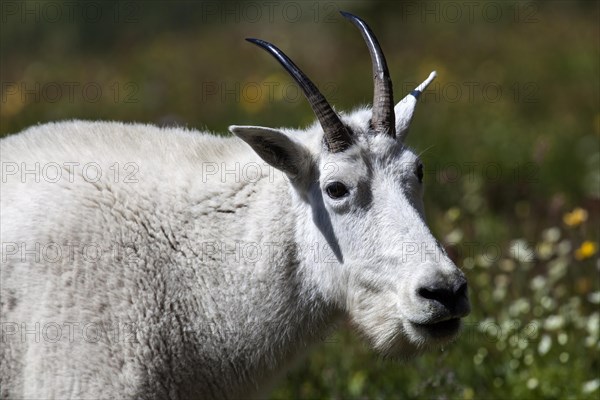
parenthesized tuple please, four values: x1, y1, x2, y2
(231, 12, 470, 357)
(317, 113, 470, 357)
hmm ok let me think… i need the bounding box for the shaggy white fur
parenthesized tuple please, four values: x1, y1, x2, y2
(1, 6, 476, 395)
(1, 95, 469, 398)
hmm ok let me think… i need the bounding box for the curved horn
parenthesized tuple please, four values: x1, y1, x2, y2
(246, 38, 353, 153)
(341, 11, 395, 138)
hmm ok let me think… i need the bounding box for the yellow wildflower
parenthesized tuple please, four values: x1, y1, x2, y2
(563, 207, 588, 227)
(462, 387, 475, 400)
(575, 241, 597, 260)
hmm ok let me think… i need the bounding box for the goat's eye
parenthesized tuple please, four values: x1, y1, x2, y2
(415, 162, 424, 183)
(325, 182, 349, 199)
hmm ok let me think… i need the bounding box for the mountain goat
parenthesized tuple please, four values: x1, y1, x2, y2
(0, 11, 470, 399)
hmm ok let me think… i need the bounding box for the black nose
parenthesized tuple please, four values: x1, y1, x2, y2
(417, 279, 469, 316)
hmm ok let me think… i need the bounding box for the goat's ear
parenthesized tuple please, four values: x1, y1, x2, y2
(229, 125, 312, 179)
(395, 71, 437, 142)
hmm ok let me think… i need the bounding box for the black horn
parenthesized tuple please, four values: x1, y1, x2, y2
(341, 11, 395, 138)
(246, 38, 353, 153)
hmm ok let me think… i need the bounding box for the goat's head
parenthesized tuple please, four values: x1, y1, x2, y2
(231, 12, 470, 357)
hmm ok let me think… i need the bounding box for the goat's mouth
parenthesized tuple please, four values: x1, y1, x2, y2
(409, 317, 462, 340)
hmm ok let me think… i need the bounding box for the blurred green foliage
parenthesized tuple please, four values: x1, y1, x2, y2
(1, 1, 598, 398)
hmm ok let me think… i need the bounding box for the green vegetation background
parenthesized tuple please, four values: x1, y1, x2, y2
(1, 1, 598, 398)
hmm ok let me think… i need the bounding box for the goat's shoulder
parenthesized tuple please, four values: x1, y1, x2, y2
(0, 120, 263, 248)
(2, 119, 250, 165)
